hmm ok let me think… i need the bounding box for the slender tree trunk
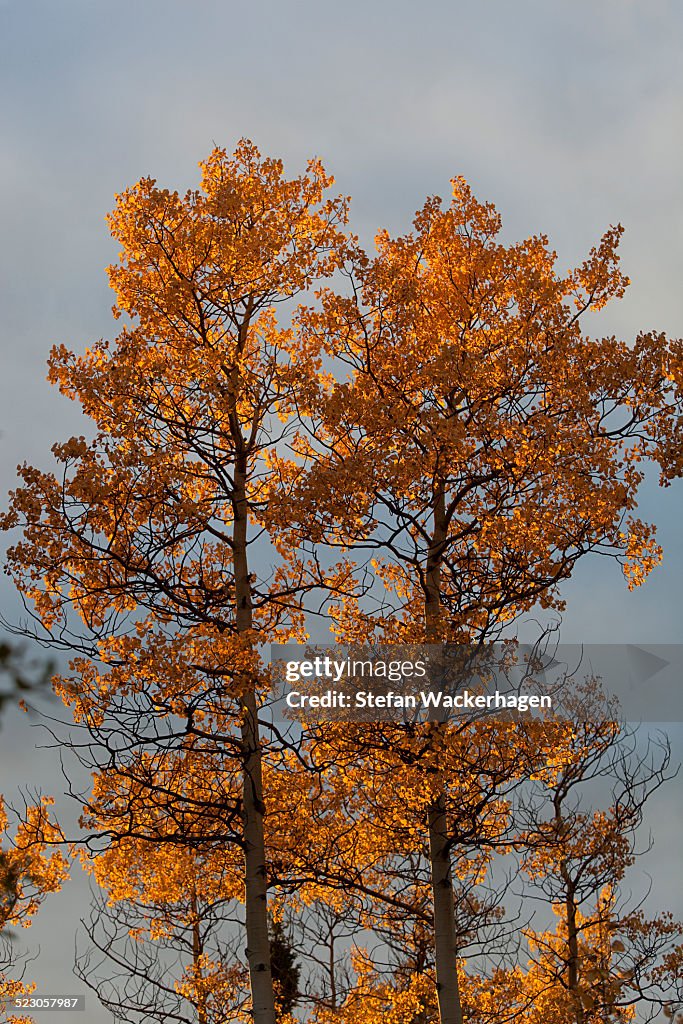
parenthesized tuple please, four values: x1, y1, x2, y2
(329, 930, 337, 1011)
(190, 892, 208, 1024)
(233, 455, 277, 1024)
(563, 874, 585, 1024)
(425, 482, 464, 1024)
(428, 796, 464, 1024)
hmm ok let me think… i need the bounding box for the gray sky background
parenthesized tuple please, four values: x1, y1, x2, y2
(1, 2, 682, 1020)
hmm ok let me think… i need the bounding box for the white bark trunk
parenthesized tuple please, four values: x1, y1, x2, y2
(428, 797, 464, 1024)
(425, 482, 464, 1024)
(234, 454, 277, 1024)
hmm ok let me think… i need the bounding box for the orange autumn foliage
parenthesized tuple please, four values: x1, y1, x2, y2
(0, 797, 69, 1024)
(2, 144, 683, 1024)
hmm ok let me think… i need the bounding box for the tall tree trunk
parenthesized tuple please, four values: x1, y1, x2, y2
(428, 796, 464, 1024)
(425, 482, 464, 1024)
(563, 873, 585, 1024)
(234, 456, 277, 1024)
(190, 892, 208, 1024)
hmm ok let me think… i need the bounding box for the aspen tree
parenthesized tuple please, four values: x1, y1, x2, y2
(2, 140, 349, 1024)
(274, 179, 683, 1024)
(517, 716, 683, 1024)
(0, 798, 69, 1024)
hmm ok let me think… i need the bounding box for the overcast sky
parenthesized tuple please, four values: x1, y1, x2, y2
(1, 2, 682, 1020)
